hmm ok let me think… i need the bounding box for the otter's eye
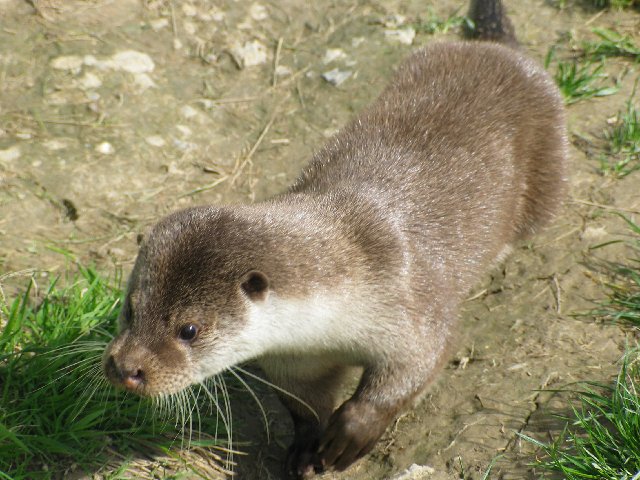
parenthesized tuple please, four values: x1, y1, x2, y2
(179, 324, 199, 341)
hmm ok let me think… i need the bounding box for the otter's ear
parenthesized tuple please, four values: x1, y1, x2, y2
(241, 270, 270, 302)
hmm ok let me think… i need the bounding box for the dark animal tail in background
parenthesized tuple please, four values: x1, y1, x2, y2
(465, 0, 518, 47)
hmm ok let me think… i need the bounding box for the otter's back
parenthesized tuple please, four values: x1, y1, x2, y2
(291, 41, 567, 241)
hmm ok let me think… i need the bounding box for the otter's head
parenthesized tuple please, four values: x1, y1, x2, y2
(102, 206, 271, 397)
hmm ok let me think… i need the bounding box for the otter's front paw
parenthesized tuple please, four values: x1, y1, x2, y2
(318, 400, 390, 471)
(285, 433, 324, 479)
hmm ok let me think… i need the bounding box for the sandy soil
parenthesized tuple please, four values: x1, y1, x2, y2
(1, 0, 639, 479)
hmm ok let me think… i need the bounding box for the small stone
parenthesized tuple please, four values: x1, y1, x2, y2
(150, 18, 169, 31)
(583, 225, 608, 239)
(145, 135, 166, 147)
(50, 55, 84, 72)
(173, 38, 183, 50)
(86, 91, 101, 101)
(249, 3, 268, 21)
(83, 55, 98, 66)
(180, 105, 199, 119)
(351, 37, 365, 47)
(275, 65, 292, 77)
(0, 146, 20, 162)
(109, 50, 155, 73)
(182, 4, 197, 16)
(211, 9, 225, 21)
(133, 73, 156, 90)
(77, 72, 102, 90)
(385, 27, 416, 45)
(43, 139, 70, 151)
(321, 68, 352, 86)
(167, 161, 184, 174)
(198, 99, 216, 109)
(172, 138, 196, 151)
(323, 48, 347, 64)
(95, 142, 114, 155)
(204, 53, 218, 64)
(231, 40, 268, 68)
(176, 125, 192, 137)
(183, 21, 197, 35)
(32, 160, 42, 167)
(15, 131, 33, 140)
(391, 464, 435, 480)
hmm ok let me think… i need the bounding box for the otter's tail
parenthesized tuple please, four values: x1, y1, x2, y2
(464, 0, 518, 47)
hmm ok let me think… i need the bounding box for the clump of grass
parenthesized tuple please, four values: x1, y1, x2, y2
(584, 28, 640, 60)
(524, 216, 640, 478)
(590, 0, 639, 9)
(601, 97, 640, 177)
(591, 216, 640, 322)
(524, 348, 640, 479)
(552, 0, 638, 9)
(0, 267, 229, 479)
(413, 9, 472, 35)
(545, 49, 619, 104)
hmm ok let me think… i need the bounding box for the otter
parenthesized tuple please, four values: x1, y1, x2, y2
(103, 0, 567, 477)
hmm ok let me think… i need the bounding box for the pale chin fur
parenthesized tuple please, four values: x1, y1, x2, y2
(195, 289, 374, 380)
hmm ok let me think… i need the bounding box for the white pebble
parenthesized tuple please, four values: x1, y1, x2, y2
(51, 55, 84, 72)
(43, 139, 70, 151)
(231, 40, 268, 68)
(182, 4, 197, 16)
(249, 3, 268, 21)
(133, 73, 156, 90)
(323, 48, 347, 64)
(95, 142, 114, 154)
(150, 18, 169, 31)
(145, 135, 166, 147)
(385, 27, 416, 45)
(180, 105, 199, 119)
(275, 65, 292, 77)
(0, 146, 20, 162)
(32, 160, 42, 167)
(173, 38, 183, 50)
(321, 68, 352, 86)
(172, 138, 196, 151)
(108, 50, 155, 73)
(391, 464, 435, 480)
(77, 72, 102, 90)
(183, 21, 197, 35)
(176, 125, 192, 137)
(204, 53, 218, 64)
(83, 55, 98, 66)
(198, 99, 216, 109)
(351, 37, 365, 47)
(15, 132, 33, 140)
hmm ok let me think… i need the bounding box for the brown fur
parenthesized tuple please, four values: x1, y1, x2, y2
(103, 1, 567, 477)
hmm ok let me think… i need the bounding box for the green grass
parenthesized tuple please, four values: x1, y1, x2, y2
(601, 96, 640, 177)
(584, 28, 640, 60)
(413, 8, 472, 35)
(545, 49, 619, 104)
(589, 0, 639, 8)
(524, 217, 640, 479)
(0, 267, 229, 479)
(553, 0, 639, 9)
(524, 349, 640, 479)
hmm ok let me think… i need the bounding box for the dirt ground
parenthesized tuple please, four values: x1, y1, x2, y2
(1, 0, 639, 479)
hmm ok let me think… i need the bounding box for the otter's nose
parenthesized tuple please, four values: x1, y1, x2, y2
(105, 354, 145, 390)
